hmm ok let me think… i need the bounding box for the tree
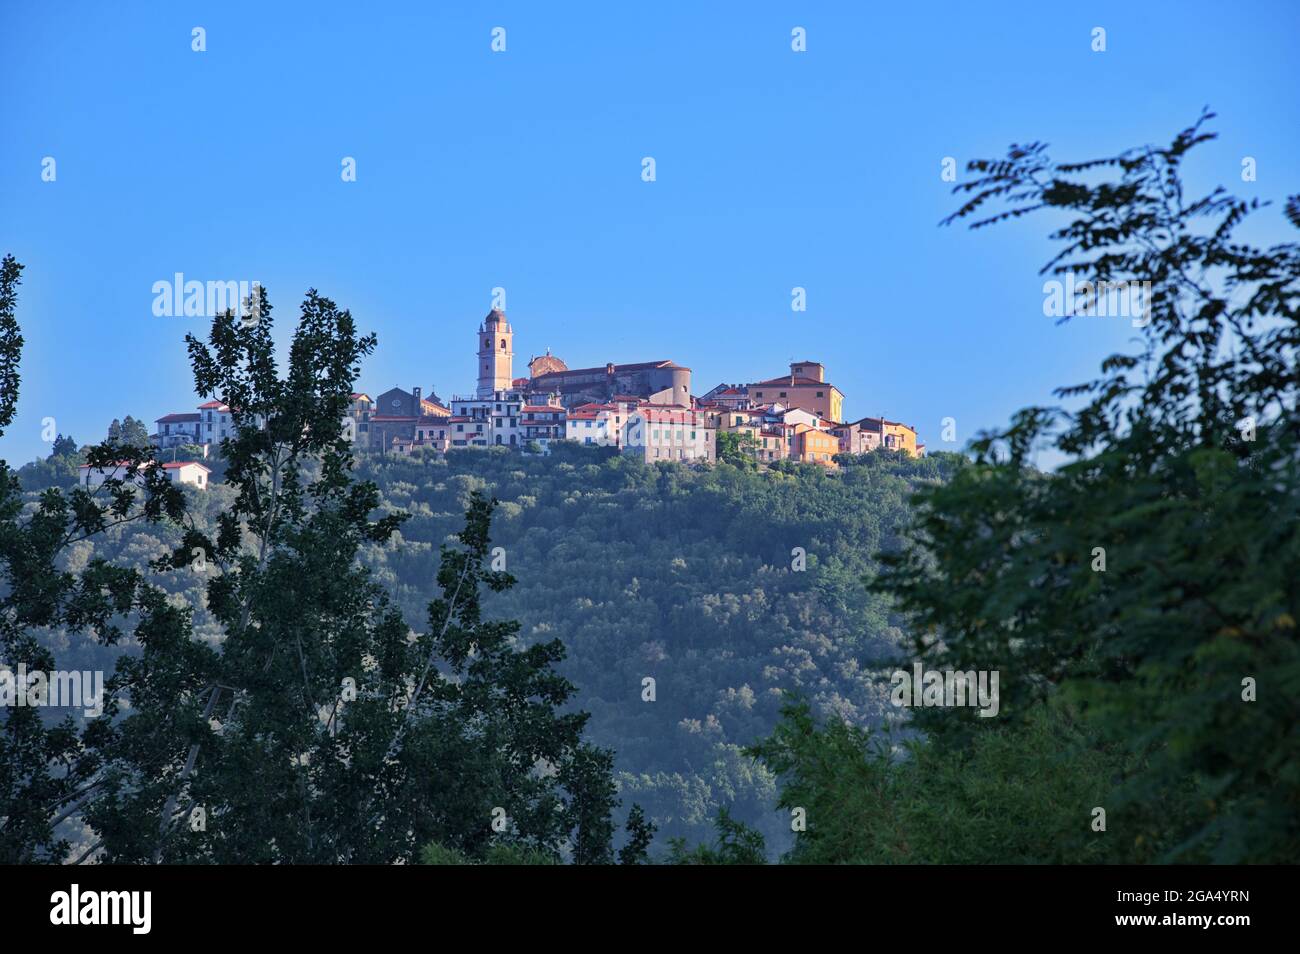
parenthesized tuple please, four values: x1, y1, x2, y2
(108, 416, 150, 448)
(0, 255, 186, 863)
(0, 255, 20, 435)
(747, 696, 1151, 863)
(51, 435, 78, 458)
(667, 806, 766, 864)
(873, 112, 1300, 862)
(618, 804, 656, 864)
(86, 289, 629, 863)
(716, 430, 759, 466)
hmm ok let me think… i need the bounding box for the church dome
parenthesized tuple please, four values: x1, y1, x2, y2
(529, 350, 568, 377)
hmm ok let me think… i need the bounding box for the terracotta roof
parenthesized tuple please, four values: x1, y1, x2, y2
(851, 416, 915, 432)
(750, 375, 834, 388)
(534, 359, 688, 377)
(156, 413, 201, 423)
(569, 404, 619, 420)
(197, 400, 230, 411)
(162, 461, 211, 472)
(632, 405, 707, 422)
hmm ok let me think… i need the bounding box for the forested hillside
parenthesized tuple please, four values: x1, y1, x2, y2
(19, 445, 951, 853)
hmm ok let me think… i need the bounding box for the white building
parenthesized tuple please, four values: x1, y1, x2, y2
(162, 461, 211, 488)
(79, 462, 148, 489)
(449, 390, 525, 448)
(519, 403, 566, 453)
(564, 402, 628, 447)
(198, 400, 236, 443)
(78, 460, 211, 490)
(621, 406, 714, 463)
(152, 413, 203, 448)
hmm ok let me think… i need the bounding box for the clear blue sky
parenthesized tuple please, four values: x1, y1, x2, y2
(2, 0, 1297, 465)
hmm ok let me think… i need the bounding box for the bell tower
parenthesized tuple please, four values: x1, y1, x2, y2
(477, 308, 514, 397)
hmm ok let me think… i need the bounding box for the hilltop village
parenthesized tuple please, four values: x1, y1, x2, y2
(149, 309, 923, 476)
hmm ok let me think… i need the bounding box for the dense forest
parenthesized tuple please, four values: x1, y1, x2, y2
(14, 436, 949, 855)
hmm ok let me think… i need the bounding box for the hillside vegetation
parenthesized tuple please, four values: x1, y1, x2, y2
(20, 444, 950, 852)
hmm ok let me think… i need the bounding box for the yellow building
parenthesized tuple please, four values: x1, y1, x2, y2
(748, 361, 844, 423)
(854, 417, 919, 455)
(794, 424, 839, 468)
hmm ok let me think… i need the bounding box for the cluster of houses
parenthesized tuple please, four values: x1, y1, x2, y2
(144, 309, 923, 481)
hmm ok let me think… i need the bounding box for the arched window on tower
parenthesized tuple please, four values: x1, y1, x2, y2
(500, 339, 507, 349)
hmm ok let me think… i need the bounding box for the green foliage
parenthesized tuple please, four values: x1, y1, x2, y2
(107, 416, 150, 448)
(419, 840, 559, 865)
(872, 113, 1300, 862)
(749, 697, 1175, 863)
(0, 255, 21, 434)
(715, 430, 759, 467)
(618, 804, 656, 864)
(667, 806, 766, 864)
(15, 445, 84, 491)
(17, 430, 946, 856)
(346, 444, 947, 851)
(78, 290, 625, 864)
(1, 256, 188, 862)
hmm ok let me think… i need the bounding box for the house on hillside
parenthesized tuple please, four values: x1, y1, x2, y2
(79, 460, 211, 490)
(152, 413, 202, 449)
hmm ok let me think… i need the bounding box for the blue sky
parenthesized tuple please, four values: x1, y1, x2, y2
(1, 0, 1297, 465)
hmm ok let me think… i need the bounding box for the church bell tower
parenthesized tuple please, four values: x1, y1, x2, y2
(477, 308, 514, 397)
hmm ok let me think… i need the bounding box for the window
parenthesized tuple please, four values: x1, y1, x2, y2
(779, 392, 787, 398)
(816, 391, 824, 397)
(501, 339, 507, 349)
(755, 391, 763, 398)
